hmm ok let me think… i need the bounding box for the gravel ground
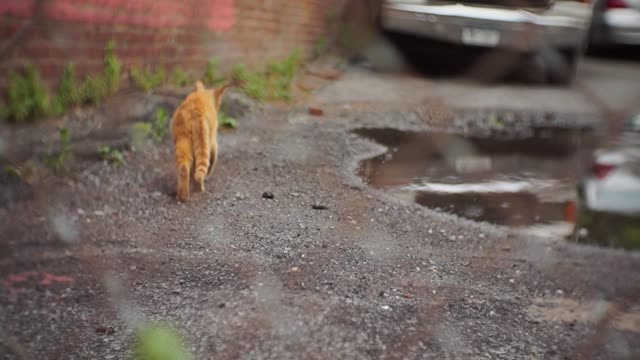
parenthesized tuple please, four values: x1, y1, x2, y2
(1, 67, 640, 360)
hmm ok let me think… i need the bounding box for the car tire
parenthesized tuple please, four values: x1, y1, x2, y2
(546, 50, 578, 85)
(519, 48, 578, 85)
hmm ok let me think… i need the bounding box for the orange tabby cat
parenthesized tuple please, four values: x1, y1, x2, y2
(171, 81, 229, 202)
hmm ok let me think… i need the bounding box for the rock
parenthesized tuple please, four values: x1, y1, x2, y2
(95, 326, 115, 335)
(308, 106, 325, 116)
(221, 91, 255, 119)
(262, 192, 274, 199)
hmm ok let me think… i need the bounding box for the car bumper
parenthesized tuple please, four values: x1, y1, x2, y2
(579, 177, 640, 214)
(381, 3, 591, 51)
(600, 9, 640, 45)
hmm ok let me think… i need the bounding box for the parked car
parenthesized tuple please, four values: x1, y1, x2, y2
(589, 0, 640, 47)
(573, 113, 640, 250)
(380, 0, 593, 84)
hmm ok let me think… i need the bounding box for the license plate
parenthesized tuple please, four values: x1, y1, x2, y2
(461, 28, 500, 47)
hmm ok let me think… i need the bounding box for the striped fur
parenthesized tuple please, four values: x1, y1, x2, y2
(170, 81, 229, 202)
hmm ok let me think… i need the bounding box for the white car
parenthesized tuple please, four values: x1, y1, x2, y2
(380, 0, 593, 83)
(590, 0, 640, 46)
(573, 114, 640, 249)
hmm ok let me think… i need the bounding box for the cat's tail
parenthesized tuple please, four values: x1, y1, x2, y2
(193, 119, 210, 192)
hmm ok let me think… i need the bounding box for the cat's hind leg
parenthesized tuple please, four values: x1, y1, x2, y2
(175, 138, 192, 202)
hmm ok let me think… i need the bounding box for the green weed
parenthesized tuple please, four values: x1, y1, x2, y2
(2, 41, 121, 122)
(3, 164, 22, 179)
(103, 40, 122, 93)
(56, 63, 82, 107)
(97, 146, 124, 165)
(233, 50, 302, 102)
(151, 108, 169, 142)
(219, 111, 238, 129)
(44, 127, 73, 173)
(242, 73, 268, 101)
(171, 67, 190, 88)
(130, 66, 166, 92)
(131, 108, 170, 147)
(230, 64, 248, 84)
(81, 75, 109, 104)
(203, 58, 224, 86)
(4, 65, 54, 122)
(131, 122, 153, 148)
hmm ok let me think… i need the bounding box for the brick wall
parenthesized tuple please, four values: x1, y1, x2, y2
(0, 0, 342, 90)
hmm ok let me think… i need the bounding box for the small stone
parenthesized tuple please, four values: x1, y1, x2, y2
(94, 210, 105, 216)
(308, 106, 324, 116)
(129, 265, 136, 271)
(381, 305, 390, 310)
(171, 289, 181, 295)
(290, 267, 299, 272)
(95, 326, 115, 335)
(218, 303, 226, 308)
(262, 192, 274, 199)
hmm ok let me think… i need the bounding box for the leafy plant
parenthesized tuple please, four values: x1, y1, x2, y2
(4, 65, 54, 122)
(132, 323, 193, 360)
(267, 50, 301, 100)
(171, 67, 190, 88)
(232, 50, 303, 102)
(242, 73, 268, 101)
(56, 63, 82, 107)
(203, 58, 223, 86)
(230, 64, 248, 84)
(219, 111, 238, 129)
(44, 127, 73, 173)
(151, 108, 169, 142)
(131, 122, 153, 148)
(97, 146, 124, 164)
(130, 108, 169, 147)
(82, 75, 109, 104)
(3, 164, 22, 179)
(130, 66, 166, 92)
(104, 40, 122, 93)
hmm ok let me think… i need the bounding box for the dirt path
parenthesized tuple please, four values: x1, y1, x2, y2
(1, 68, 640, 359)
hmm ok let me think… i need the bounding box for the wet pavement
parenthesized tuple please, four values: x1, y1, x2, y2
(355, 125, 597, 234)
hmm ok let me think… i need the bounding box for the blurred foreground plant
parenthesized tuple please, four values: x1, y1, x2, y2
(133, 323, 193, 360)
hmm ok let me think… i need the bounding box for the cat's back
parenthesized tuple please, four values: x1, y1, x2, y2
(172, 91, 211, 132)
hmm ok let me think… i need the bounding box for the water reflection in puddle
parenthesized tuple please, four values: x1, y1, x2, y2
(355, 127, 597, 231)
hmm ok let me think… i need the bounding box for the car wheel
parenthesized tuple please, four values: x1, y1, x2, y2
(518, 48, 578, 85)
(546, 49, 578, 85)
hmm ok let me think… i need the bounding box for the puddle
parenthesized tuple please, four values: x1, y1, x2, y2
(355, 127, 597, 230)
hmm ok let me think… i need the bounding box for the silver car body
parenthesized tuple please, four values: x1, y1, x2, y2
(381, 0, 593, 52)
(591, 0, 640, 46)
(579, 120, 640, 214)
